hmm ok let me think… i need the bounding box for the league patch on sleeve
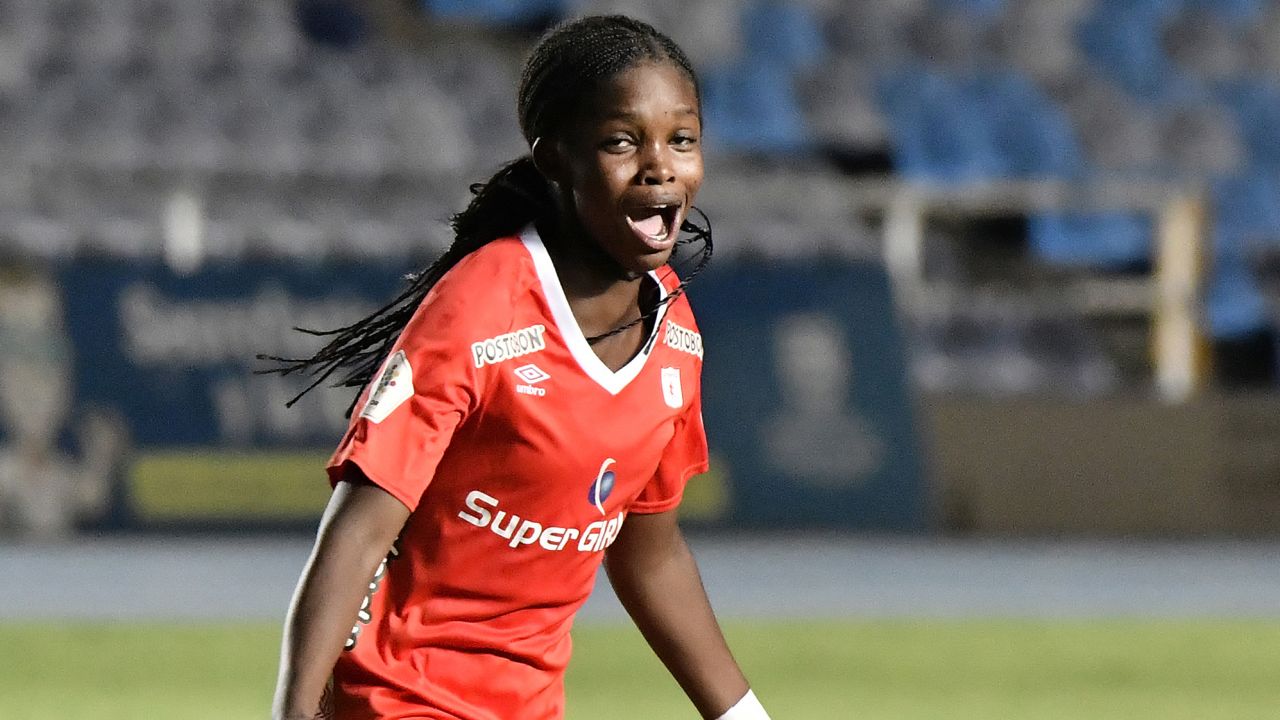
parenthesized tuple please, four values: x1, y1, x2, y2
(359, 350, 414, 424)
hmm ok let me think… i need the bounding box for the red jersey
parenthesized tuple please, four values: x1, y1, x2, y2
(324, 227, 709, 719)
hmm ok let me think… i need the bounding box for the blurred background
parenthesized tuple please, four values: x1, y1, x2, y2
(2, 0, 1280, 718)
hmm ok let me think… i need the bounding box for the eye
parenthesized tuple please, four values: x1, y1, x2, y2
(601, 134, 636, 152)
(671, 133, 699, 149)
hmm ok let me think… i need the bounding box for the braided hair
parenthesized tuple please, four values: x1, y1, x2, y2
(261, 15, 714, 413)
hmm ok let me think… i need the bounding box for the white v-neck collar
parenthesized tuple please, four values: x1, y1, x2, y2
(520, 225, 669, 395)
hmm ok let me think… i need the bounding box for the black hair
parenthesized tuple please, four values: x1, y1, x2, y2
(260, 15, 713, 414)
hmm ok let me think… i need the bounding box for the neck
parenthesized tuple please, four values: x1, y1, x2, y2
(537, 217, 651, 340)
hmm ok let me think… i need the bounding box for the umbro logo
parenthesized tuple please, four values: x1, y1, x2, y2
(514, 363, 550, 396)
(514, 364, 550, 384)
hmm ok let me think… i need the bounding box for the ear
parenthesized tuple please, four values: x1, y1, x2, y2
(531, 136, 566, 186)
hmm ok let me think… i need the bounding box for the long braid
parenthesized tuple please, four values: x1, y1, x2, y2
(258, 157, 552, 411)
(259, 15, 711, 413)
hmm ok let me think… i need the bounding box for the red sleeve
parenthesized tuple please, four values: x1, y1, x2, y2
(628, 386, 710, 515)
(325, 275, 482, 512)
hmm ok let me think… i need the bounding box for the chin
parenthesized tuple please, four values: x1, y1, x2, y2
(619, 248, 674, 277)
(591, 230, 675, 278)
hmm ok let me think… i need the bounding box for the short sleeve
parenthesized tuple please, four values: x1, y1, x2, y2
(326, 278, 481, 512)
(629, 387, 710, 515)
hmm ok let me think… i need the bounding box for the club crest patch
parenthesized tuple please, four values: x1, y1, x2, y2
(661, 366, 683, 409)
(359, 350, 413, 423)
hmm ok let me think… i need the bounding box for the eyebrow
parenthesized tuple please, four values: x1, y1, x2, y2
(599, 106, 700, 122)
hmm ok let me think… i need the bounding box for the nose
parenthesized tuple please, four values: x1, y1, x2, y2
(638, 140, 675, 186)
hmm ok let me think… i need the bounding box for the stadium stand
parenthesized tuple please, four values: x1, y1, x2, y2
(1, 0, 1278, 389)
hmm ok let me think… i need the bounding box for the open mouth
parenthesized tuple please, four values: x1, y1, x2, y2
(625, 204, 681, 249)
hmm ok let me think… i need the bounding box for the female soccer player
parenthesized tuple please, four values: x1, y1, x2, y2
(268, 15, 769, 720)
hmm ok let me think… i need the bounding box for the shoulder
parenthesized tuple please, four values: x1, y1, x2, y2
(400, 236, 538, 348)
(655, 269, 704, 362)
(655, 266, 701, 331)
(433, 236, 535, 300)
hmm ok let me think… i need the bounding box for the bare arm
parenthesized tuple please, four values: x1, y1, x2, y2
(272, 469, 411, 720)
(603, 509, 752, 719)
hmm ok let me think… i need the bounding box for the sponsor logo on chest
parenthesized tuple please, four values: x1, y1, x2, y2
(456, 458, 626, 552)
(457, 490, 625, 553)
(471, 324, 547, 368)
(663, 319, 703, 359)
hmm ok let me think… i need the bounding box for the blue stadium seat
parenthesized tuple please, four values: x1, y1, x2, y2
(969, 72, 1143, 269)
(879, 68, 1083, 182)
(1092, 0, 1184, 17)
(930, 0, 1006, 22)
(423, 0, 563, 26)
(1182, 0, 1266, 25)
(878, 68, 1002, 182)
(1076, 4, 1182, 102)
(1217, 80, 1280, 171)
(1206, 255, 1270, 338)
(1212, 170, 1280, 254)
(969, 71, 1084, 178)
(1028, 212, 1152, 269)
(740, 0, 824, 73)
(701, 60, 810, 156)
(1194, 170, 1275, 340)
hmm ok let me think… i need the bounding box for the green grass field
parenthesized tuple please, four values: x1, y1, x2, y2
(4, 619, 1279, 719)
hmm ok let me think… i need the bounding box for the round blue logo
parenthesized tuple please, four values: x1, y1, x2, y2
(587, 459, 617, 515)
(588, 470, 615, 506)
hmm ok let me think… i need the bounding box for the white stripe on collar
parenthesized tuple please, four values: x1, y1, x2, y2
(520, 225, 669, 395)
